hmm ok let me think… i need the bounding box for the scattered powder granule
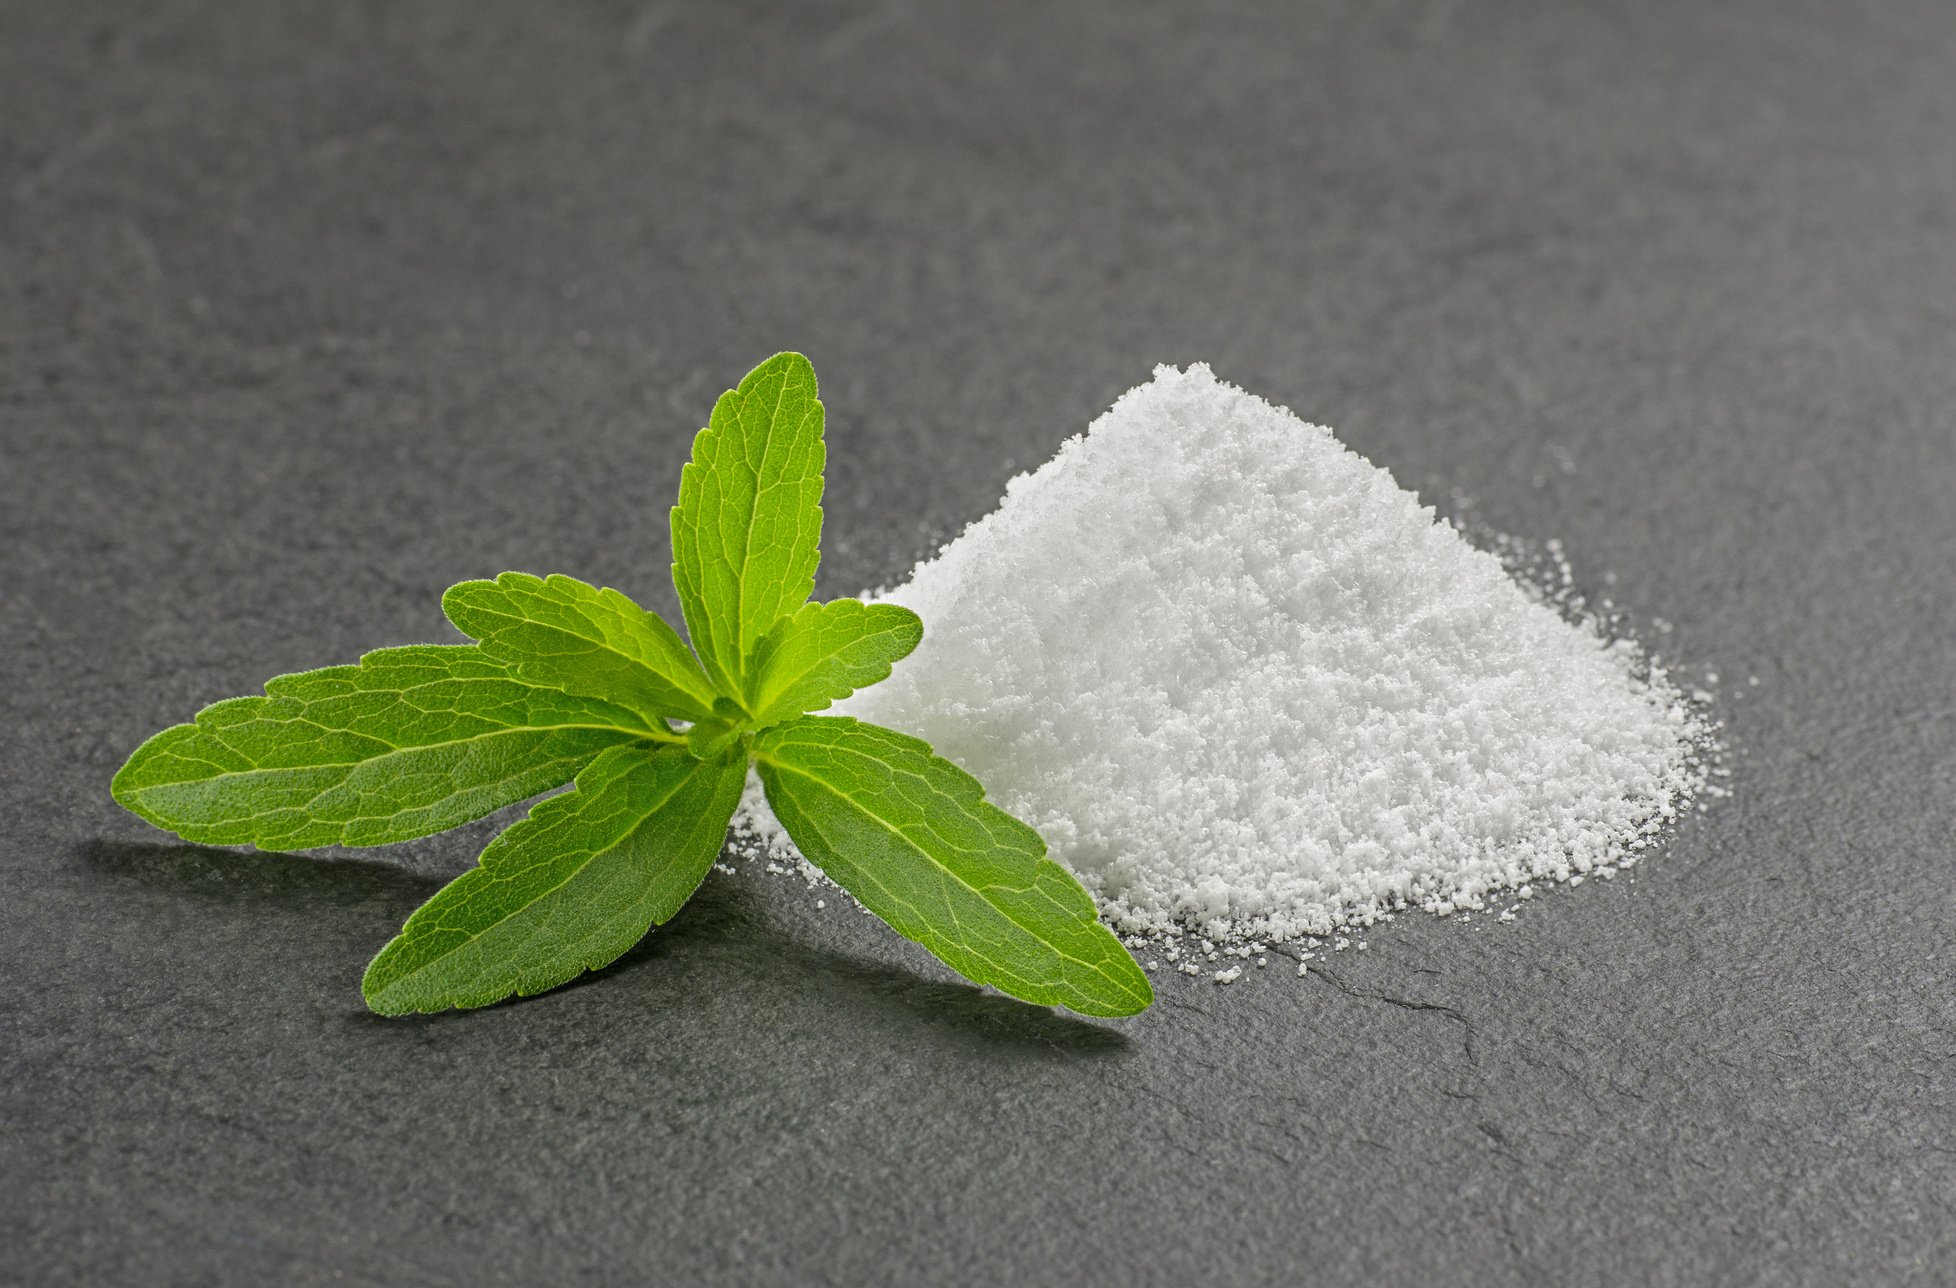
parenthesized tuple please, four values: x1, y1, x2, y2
(736, 363, 1711, 950)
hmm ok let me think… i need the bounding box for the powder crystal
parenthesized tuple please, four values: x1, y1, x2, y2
(741, 364, 1707, 945)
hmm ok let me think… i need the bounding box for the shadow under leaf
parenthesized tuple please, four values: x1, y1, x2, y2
(592, 874, 1133, 1056)
(76, 837, 443, 910)
(79, 837, 1133, 1057)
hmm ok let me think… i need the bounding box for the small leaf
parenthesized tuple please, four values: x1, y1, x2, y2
(685, 714, 744, 760)
(746, 599, 923, 726)
(111, 645, 659, 850)
(362, 743, 747, 1014)
(755, 716, 1152, 1018)
(670, 352, 825, 699)
(444, 572, 717, 724)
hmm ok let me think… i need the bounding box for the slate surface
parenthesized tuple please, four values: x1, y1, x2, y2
(4, 3, 1953, 1284)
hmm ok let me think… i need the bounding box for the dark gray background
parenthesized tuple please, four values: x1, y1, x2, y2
(4, 2, 1952, 1284)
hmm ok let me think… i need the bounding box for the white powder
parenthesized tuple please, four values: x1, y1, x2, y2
(738, 364, 1709, 946)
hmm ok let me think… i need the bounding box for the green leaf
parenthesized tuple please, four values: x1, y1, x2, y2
(111, 645, 663, 850)
(754, 717, 1152, 1018)
(684, 714, 745, 761)
(670, 351, 825, 698)
(362, 743, 748, 1014)
(746, 599, 923, 726)
(443, 572, 717, 724)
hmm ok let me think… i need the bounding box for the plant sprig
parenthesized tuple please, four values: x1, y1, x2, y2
(112, 353, 1154, 1019)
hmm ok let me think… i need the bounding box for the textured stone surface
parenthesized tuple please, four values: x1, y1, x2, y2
(3, 3, 1952, 1284)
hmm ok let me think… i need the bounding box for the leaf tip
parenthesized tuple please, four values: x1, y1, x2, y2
(1073, 942, 1155, 1018)
(108, 723, 194, 833)
(360, 950, 460, 1017)
(438, 577, 497, 636)
(1114, 970, 1156, 1016)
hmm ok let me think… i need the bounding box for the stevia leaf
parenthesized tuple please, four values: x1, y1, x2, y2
(684, 713, 744, 760)
(746, 599, 923, 727)
(443, 572, 717, 724)
(111, 645, 661, 851)
(754, 716, 1152, 1018)
(362, 742, 747, 1014)
(670, 352, 825, 698)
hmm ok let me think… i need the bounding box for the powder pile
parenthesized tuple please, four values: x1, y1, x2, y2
(739, 363, 1707, 946)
